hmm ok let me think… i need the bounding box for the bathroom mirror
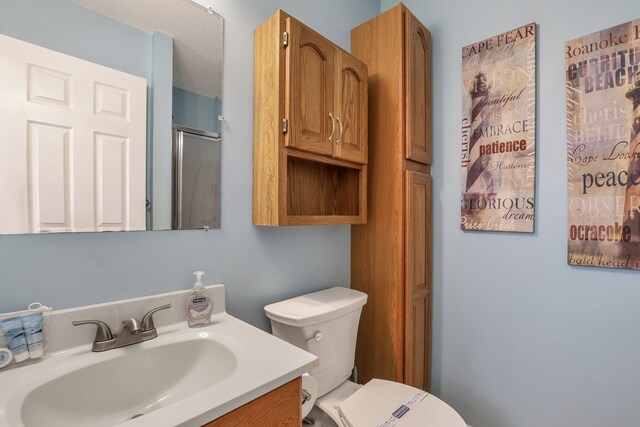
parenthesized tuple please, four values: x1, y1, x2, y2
(0, 0, 223, 234)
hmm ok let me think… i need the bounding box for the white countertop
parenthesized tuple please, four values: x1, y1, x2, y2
(0, 286, 318, 426)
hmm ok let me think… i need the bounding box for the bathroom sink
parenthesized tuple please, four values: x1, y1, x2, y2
(0, 285, 318, 427)
(15, 336, 237, 427)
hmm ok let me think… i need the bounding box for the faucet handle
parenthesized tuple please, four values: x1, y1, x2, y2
(72, 320, 113, 342)
(122, 318, 143, 334)
(141, 303, 172, 332)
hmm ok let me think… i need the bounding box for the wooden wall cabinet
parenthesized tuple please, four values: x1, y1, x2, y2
(203, 378, 301, 427)
(254, 10, 368, 226)
(351, 4, 432, 390)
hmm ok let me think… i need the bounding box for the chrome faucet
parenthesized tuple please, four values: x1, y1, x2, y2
(72, 304, 171, 352)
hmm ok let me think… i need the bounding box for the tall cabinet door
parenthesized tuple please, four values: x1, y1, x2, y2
(405, 12, 431, 165)
(334, 50, 367, 164)
(404, 170, 432, 390)
(285, 18, 334, 157)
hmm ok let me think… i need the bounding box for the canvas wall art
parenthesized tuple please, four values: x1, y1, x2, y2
(461, 23, 537, 233)
(567, 20, 640, 269)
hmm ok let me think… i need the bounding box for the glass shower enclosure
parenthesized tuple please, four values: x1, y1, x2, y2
(172, 125, 221, 230)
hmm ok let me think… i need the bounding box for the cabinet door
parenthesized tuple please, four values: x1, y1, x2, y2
(404, 170, 431, 390)
(204, 378, 301, 426)
(285, 18, 334, 157)
(405, 12, 431, 165)
(334, 50, 367, 164)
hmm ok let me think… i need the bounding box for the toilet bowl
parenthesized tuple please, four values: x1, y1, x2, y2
(264, 287, 466, 427)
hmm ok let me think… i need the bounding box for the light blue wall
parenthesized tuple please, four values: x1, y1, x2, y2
(0, 0, 379, 330)
(172, 87, 221, 134)
(151, 32, 175, 231)
(380, 0, 398, 12)
(383, 1, 640, 426)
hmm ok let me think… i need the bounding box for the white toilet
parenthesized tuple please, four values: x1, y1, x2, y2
(265, 287, 467, 427)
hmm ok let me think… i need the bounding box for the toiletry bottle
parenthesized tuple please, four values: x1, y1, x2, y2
(0, 327, 7, 349)
(186, 271, 213, 327)
(1, 318, 29, 363)
(22, 313, 44, 359)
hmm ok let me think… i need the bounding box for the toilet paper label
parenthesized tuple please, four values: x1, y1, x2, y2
(392, 405, 410, 419)
(376, 391, 428, 427)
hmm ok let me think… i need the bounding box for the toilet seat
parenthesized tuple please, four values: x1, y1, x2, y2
(316, 379, 466, 427)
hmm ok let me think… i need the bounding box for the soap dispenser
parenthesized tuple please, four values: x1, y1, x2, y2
(186, 271, 213, 327)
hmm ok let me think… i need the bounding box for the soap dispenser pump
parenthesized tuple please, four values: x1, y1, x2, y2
(186, 271, 213, 327)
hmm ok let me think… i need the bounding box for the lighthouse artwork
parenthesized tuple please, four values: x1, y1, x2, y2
(566, 19, 640, 270)
(461, 23, 537, 233)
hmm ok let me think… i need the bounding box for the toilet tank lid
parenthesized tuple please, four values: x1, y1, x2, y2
(264, 287, 367, 327)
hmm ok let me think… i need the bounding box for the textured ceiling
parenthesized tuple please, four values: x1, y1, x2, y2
(72, 0, 223, 99)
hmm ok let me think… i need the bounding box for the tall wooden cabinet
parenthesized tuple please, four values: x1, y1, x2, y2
(351, 4, 432, 390)
(254, 10, 368, 226)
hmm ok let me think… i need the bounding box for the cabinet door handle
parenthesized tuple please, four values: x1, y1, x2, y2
(328, 113, 335, 142)
(336, 117, 344, 145)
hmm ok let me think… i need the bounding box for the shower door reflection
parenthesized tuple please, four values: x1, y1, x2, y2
(172, 126, 221, 230)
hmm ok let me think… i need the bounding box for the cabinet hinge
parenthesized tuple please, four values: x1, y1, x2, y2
(282, 118, 289, 134)
(283, 31, 289, 48)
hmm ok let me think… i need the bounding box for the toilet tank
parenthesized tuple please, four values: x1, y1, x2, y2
(264, 287, 367, 397)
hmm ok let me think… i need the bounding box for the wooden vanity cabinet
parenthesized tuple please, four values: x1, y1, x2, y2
(254, 10, 368, 226)
(350, 4, 432, 390)
(203, 377, 300, 427)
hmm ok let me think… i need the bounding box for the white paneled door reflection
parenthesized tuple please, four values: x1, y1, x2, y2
(0, 34, 147, 234)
